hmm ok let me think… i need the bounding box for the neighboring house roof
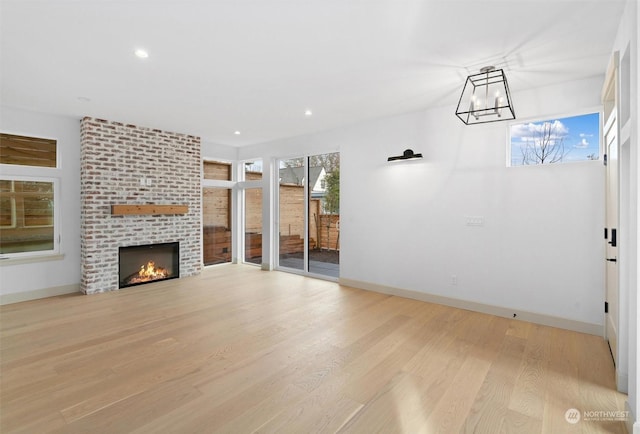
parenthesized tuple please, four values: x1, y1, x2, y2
(279, 166, 324, 189)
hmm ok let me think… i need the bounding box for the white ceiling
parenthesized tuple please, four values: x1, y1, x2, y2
(0, 0, 627, 146)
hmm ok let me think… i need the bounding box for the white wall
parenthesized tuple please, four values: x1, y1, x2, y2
(0, 107, 82, 302)
(244, 76, 606, 329)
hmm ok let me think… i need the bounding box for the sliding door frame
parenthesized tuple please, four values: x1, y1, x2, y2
(274, 154, 338, 281)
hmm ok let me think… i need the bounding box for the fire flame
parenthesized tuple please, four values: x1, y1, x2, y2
(129, 261, 169, 284)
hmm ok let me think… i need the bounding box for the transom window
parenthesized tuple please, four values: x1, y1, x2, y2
(0, 133, 57, 167)
(509, 112, 600, 166)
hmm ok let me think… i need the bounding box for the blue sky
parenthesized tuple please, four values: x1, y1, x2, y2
(510, 112, 600, 165)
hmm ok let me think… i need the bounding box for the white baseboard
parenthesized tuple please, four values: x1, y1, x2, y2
(339, 278, 602, 336)
(0, 284, 81, 305)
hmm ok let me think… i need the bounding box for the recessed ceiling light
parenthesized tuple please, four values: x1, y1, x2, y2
(134, 49, 149, 59)
(234, 130, 241, 135)
(304, 109, 313, 117)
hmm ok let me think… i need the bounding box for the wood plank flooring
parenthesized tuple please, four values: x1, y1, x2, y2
(0, 265, 628, 433)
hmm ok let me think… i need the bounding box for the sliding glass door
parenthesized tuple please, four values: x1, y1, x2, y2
(277, 153, 339, 278)
(308, 153, 339, 277)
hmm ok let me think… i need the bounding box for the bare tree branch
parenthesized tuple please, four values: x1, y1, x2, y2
(520, 121, 570, 165)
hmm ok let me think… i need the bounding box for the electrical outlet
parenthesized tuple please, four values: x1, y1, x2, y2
(139, 177, 146, 186)
(451, 275, 457, 285)
(146, 178, 153, 186)
(466, 216, 485, 226)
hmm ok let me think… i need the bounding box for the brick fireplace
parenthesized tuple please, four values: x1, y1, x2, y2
(80, 118, 202, 294)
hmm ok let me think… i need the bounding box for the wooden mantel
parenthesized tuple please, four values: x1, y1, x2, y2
(111, 204, 189, 216)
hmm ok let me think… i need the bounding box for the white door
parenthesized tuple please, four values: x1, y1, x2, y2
(604, 111, 619, 368)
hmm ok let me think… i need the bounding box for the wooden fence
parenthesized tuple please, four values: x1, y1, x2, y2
(202, 175, 339, 265)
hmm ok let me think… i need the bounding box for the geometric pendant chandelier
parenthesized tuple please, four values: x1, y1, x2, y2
(455, 66, 515, 125)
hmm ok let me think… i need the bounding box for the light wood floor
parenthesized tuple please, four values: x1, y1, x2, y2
(0, 265, 627, 433)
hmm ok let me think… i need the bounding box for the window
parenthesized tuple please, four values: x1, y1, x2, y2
(202, 186, 232, 265)
(243, 188, 262, 265)
(240, 159, 263, 265)
(0, 133, 57, 167)
(0, 133, 59, 258)
(0, 179, 56, 254)
(202, 159, 233, 265)
(203, 160, 232, 181)
(509, 112, 600, 166)
(278, 157, 305, 272)
(244, 160, 262, 181)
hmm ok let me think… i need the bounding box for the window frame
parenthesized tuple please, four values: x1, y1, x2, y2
(507, 108, 602, 167)
(0, 174, 60, 259)
(274, 152, 340, 280)
(0, 131, 61, 261)
(201, 158, 235, 266)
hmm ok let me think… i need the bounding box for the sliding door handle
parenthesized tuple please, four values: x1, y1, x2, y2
(606, 258, 617, 262)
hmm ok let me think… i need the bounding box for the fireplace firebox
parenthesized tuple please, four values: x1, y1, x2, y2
(119, 242, 179, 288)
